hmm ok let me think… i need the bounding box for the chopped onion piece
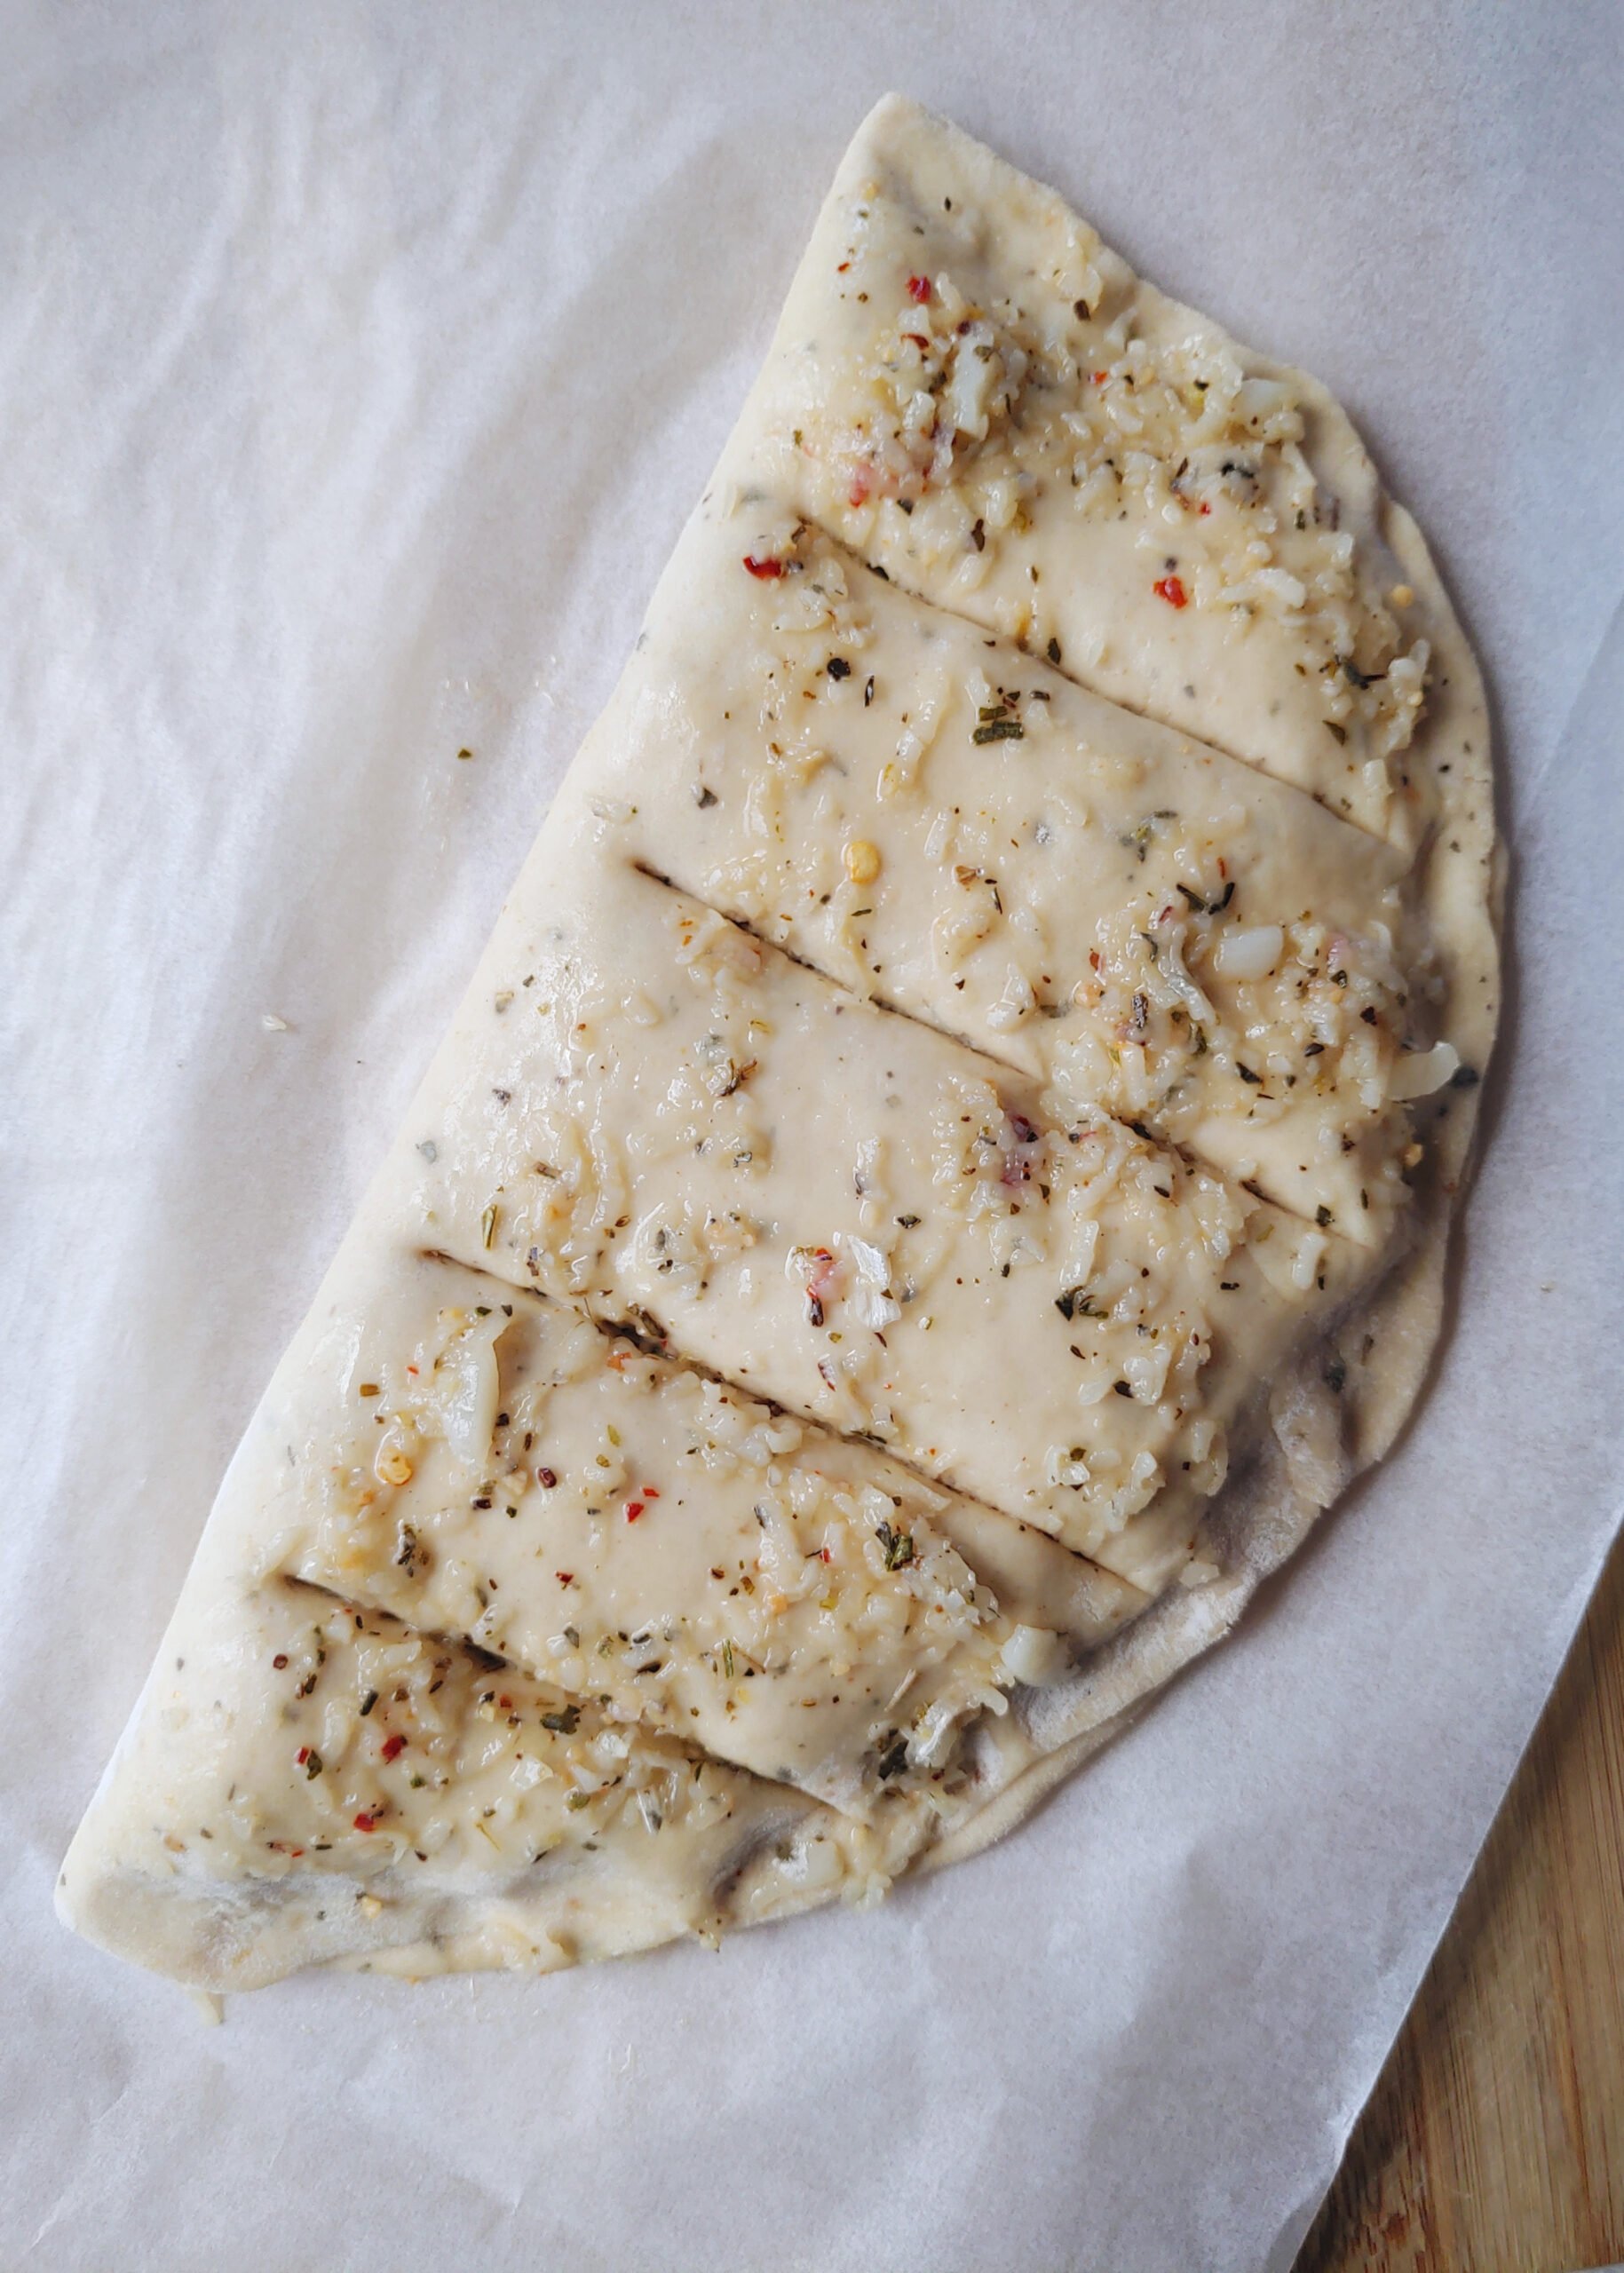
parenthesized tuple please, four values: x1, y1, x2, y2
(998, 1625, 1072, 1687)
(1211, 923, 1284, 981)
(1388, 1039, 1460, 1101)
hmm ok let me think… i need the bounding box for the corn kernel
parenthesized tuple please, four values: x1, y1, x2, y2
(844, 838, 882, 884)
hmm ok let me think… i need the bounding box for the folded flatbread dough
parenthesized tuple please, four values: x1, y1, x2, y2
(59, 96, 1500, 1992)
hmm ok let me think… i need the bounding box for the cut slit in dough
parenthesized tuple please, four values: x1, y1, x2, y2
(59, 95, 1500, 1994)
(573, 507, 1422, 1241)
(277, 1260, 1145, 1818)
(737, 97, 1441, 848)
(407, 858, 1377, 1589)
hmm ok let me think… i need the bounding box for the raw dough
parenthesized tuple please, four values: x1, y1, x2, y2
(59, 97, 1499, 1994)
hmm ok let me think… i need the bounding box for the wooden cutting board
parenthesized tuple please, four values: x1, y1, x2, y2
(1295, 1524, 1624, 2272)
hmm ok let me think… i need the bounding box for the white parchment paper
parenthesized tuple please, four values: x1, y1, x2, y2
(4, 5, 1621, 2267)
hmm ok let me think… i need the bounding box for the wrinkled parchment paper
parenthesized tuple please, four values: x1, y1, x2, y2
(4, 6, 1622, 2267)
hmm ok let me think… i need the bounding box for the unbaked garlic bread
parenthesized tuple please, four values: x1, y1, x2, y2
(59, 96, 1500, 1994)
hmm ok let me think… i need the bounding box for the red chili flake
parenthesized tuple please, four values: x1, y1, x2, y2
(641, 1485, 661, 1500)
(273, 1653, 289, 1670)
(1007, 1113, 1039, 1145)
(1153, 575, 1189, 609)
(353, 1812, 378, 1833)
(903, 332, 929, 350)
(555, 1571, 574, 1585)
(624, 1499, 646, 1524)
(906, 273, 931, 304)
(742, 555, 784, 580)
(381, 1732, 407, 1762)
(296, 1746, 311, 1766)
(1091, 370, 1108, 384)
(405, 1362, 419, 1375)
(801, 1246, 839, 1323)
(836, 260, 851, 273)
(536, 1466, 558, 1489)
(1198, 502, 1212, 515)
(498, 1695, 513, 1711)
(820, 1546, 833, 1564)
(848, 471, 871, 508)
(1089, 949, 1102, 971)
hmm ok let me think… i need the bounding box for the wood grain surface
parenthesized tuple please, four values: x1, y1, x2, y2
(1295, 1522, 1624, 2273)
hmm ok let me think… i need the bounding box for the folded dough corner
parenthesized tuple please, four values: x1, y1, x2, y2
(59, 94, 1499, 1993)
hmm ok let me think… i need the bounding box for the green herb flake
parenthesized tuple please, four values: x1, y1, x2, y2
(876, 1521, 915, 1571)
